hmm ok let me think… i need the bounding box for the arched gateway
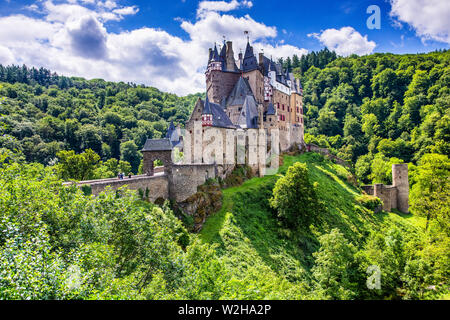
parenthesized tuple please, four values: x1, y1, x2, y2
(141, 138, 173, 176)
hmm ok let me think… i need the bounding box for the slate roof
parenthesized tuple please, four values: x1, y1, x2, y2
(266, 102, 276, 115)
(200, 99, 236, 129)
(226, 77, 254, 107)
(212, 44, 219, 61)
(261, 56, 277, 76)
(142, 138, 173, 152)
(166, 121, 175, 138)
(237, 95, 259, 129)
(202, 96, 213, 115)
(166, 121, 181, 147)
(242, 41, 259, 72)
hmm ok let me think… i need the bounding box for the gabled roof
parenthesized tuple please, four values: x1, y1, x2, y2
(237, 95, 259, 129)
(242, 41, 258, 72)
(142, 138, 173, 152)
(202, 96, 212, 115)
(199, 99, 236, 129)
(226, 77, 254, 107)
(261, 55, 277, 76)
(266, 102, 276, 115)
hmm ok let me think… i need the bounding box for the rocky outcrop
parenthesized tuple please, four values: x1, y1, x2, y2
(178, 184, 223, 232)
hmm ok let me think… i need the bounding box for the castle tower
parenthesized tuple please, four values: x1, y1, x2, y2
(392, 164, 409, 213)
(206, 42, 240, 104)
(225, 41, 236, 71)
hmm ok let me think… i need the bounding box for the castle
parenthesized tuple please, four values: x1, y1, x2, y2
(74, 38, 409, 213)
(185, 39, 305, 152)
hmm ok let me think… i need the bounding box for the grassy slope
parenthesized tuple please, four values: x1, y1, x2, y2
(199, 153, 425, 299)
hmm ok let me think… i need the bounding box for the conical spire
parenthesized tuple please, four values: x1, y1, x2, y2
(244, 41, 253, 59)
(212, 44, 219, 61)
(202, 96, 212, 115)
(166, 120, 175, 138)
(219, 41, 226, 61)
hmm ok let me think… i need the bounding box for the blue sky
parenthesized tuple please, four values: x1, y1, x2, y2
(0, 0, 448, 94)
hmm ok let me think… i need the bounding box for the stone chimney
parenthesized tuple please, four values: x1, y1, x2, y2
(226, 41, 235, 71)
(259, 52, 264, 68)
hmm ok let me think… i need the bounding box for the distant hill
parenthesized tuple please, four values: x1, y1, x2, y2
(0, 64, 202, 167)
(293, 50, 449, 184)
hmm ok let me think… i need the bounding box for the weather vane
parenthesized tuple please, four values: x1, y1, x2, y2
(244, 30, 249, 42)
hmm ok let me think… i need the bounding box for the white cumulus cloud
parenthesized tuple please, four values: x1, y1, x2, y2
(309, 26, 376, 56)
(389, 0, 450, 44)
(0, 0, 307, 95)
(197, 0, 253, 17)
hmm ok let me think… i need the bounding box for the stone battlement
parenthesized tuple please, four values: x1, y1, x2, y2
(362, 164, 409, 213)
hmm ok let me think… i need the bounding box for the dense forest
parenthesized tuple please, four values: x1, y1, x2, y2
(0, 64, 201, 176)
(291, 50, 449, 185)
(0, 50, 449, 300)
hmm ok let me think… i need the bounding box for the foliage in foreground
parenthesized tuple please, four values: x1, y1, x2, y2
(0, 151, 448, 299)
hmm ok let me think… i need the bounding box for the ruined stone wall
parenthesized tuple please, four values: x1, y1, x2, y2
(361, 185, 374, 195)
(374, 184, 398, 212)
(392, 164, 409, 213)
(306, 144, 350, 167)
(361, 164, 409, 213)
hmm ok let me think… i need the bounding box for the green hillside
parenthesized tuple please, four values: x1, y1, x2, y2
(199, 153, 446, 299)
(0, 50, 448, 299)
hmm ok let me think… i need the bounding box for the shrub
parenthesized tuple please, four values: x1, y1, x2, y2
(270, 162, 321, 227)
(356, 194, 383, 211)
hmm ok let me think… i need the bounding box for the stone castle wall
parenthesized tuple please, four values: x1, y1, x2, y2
(392, 164, 409, 213)
(77, 174, 169, 202)
(169, 164, 217, 202)
(374, 184, 398, 212)
(306, 144, 350, 167)
(362, 164, 409, 213)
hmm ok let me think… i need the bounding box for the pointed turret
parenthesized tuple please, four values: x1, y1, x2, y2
(166, 120, 175, 138)
(244, 40, 253, 59)
(212, 44, 219, 61)
(202, 97, 213, 127)
(242, 40, 258, 72)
